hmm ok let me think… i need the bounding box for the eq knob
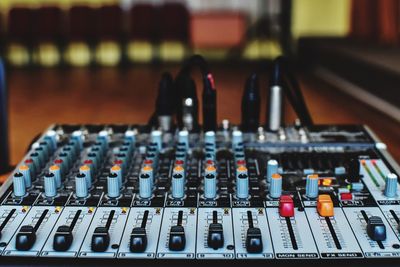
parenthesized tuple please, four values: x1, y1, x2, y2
(178, 130, 189, 150)
(79, 165, 92, 188)
(75, 173, 88, 198)
(305, 174, 319, 199)
(204, 165, 217, 199)
(269, 173, 282, 199)
(151, 130, 162, 151)
(172, 167, 185, 199)
(139, 166, 153, 199)
(204, 131, 216, 147)
(266, 159, 278, 183)
(107, 173, 120, 198)
(44, 173, 57, 197)
(232, 130, 243, 149)
(18, 165, 32, 188)
(384, 173, 398, 198)
(236, 166, 249, 199)
(49, 165, 62, 188)
(13, 172, 26, 197)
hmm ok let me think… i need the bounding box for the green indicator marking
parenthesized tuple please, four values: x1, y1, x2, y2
(372, 161, 386, 181)
(363, 163, 380, 187)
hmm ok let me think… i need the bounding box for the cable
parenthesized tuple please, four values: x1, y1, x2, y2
(175, 55, 217, 132)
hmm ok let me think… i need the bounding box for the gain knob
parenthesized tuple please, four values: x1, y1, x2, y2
(204, 165, 217, 199)
(75, 173, 88, 198)
(171, 166, 185, 199)
(44, 173, 57, 198)
(107, 173, 120, 198)
(13, 172, 26, 197)
(305, 174, 319, 199)
(269, 173, 282, 199)
(384, 173, 398, 198)
(151, 130, 162, 151)
(236, 166, 249, 199)
(266, 159, 278, 183)
(139, 166, 153, 199)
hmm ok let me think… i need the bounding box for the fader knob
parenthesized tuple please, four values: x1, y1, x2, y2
(44, 173, 57, 197)
(269, 173, 282, 199)
(13, 173, 26, 197)
(107, 173, 120, 198)
(367, 216, 386, 241)
(75, 173, 88, 198)
(266, 159, 278, 183)
(384, 173, 398, 198)
(305, 174, 319, 199)
(236, 166, 249, 199)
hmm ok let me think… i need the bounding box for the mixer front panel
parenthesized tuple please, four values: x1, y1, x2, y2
(1, 123, 399, 263)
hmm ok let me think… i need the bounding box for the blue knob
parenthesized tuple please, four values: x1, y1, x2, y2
(49, 165, 62, 188)
(13, 173, 26, 197)
(270, 173, 282, 198)
(44, 173, 57, 197)
(232, 130, 243, 149)
(110, 165, 123, 189)
(178, 130, 189, 150)
(204, 131, 216, 147)
(139, 170, 153, 199)
(384, 173, 398, 198)
(75, 173, 88, 198)
(266, 159, 278, 183)
(72, 130, 84, 150)
(79, 165, 92, 188)
(151, 130, 162, 151)
(204, 165, 217, 199)
(107, 173, 120, 198)
(172, 166, 185, 199)
(44, 130, 58, 151)
(18, 165, 32, 188)
(306, 174, 319, 198)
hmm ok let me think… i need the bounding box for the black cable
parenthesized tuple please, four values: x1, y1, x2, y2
(269, 56, 314, 127)
(175, 55, 217, 132)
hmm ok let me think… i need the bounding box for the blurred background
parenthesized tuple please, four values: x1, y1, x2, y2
(1, 0, 400, 169)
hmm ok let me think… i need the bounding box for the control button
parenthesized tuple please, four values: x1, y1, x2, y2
(305, 174, 319, 199)
(367, 216, 386, 241)
(245, 211, 262, 253)
(269, 173, 282, 199)
(207, 211, 224, 249)
(171, 166, 185, 199)
(317, 194, 334, 217)
(236, 166, 249, 199)
(15, 225, 36, 251)
(384, 173, 398, 198)
(18, 165, 32, 188)
(75, 173, 88, 198)
(91, 210, 114, 252)
(130, 210, 149, 253)
(204, 165, 217, 199)
(168, 210, 185, 251)
(107, 173, 120, 198)
(279, 195, 294, 217)
(340, 192, 353, 200)
(266, 159, 278, 183)
(44, 173, 57, 198)
(13, 172, 26, 197)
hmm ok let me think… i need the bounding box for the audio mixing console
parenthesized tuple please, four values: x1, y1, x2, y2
(0, 123, 399, 266)
(0, 56, 399, 266)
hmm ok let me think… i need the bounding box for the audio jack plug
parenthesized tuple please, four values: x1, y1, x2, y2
(155, 72, 175, 131)
(241, 73, 260, 132)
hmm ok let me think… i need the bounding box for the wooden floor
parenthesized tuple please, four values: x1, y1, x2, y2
(4, 65, 400, 169)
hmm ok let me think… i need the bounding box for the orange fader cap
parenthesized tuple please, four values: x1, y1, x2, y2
(317, 194, 334, 217)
